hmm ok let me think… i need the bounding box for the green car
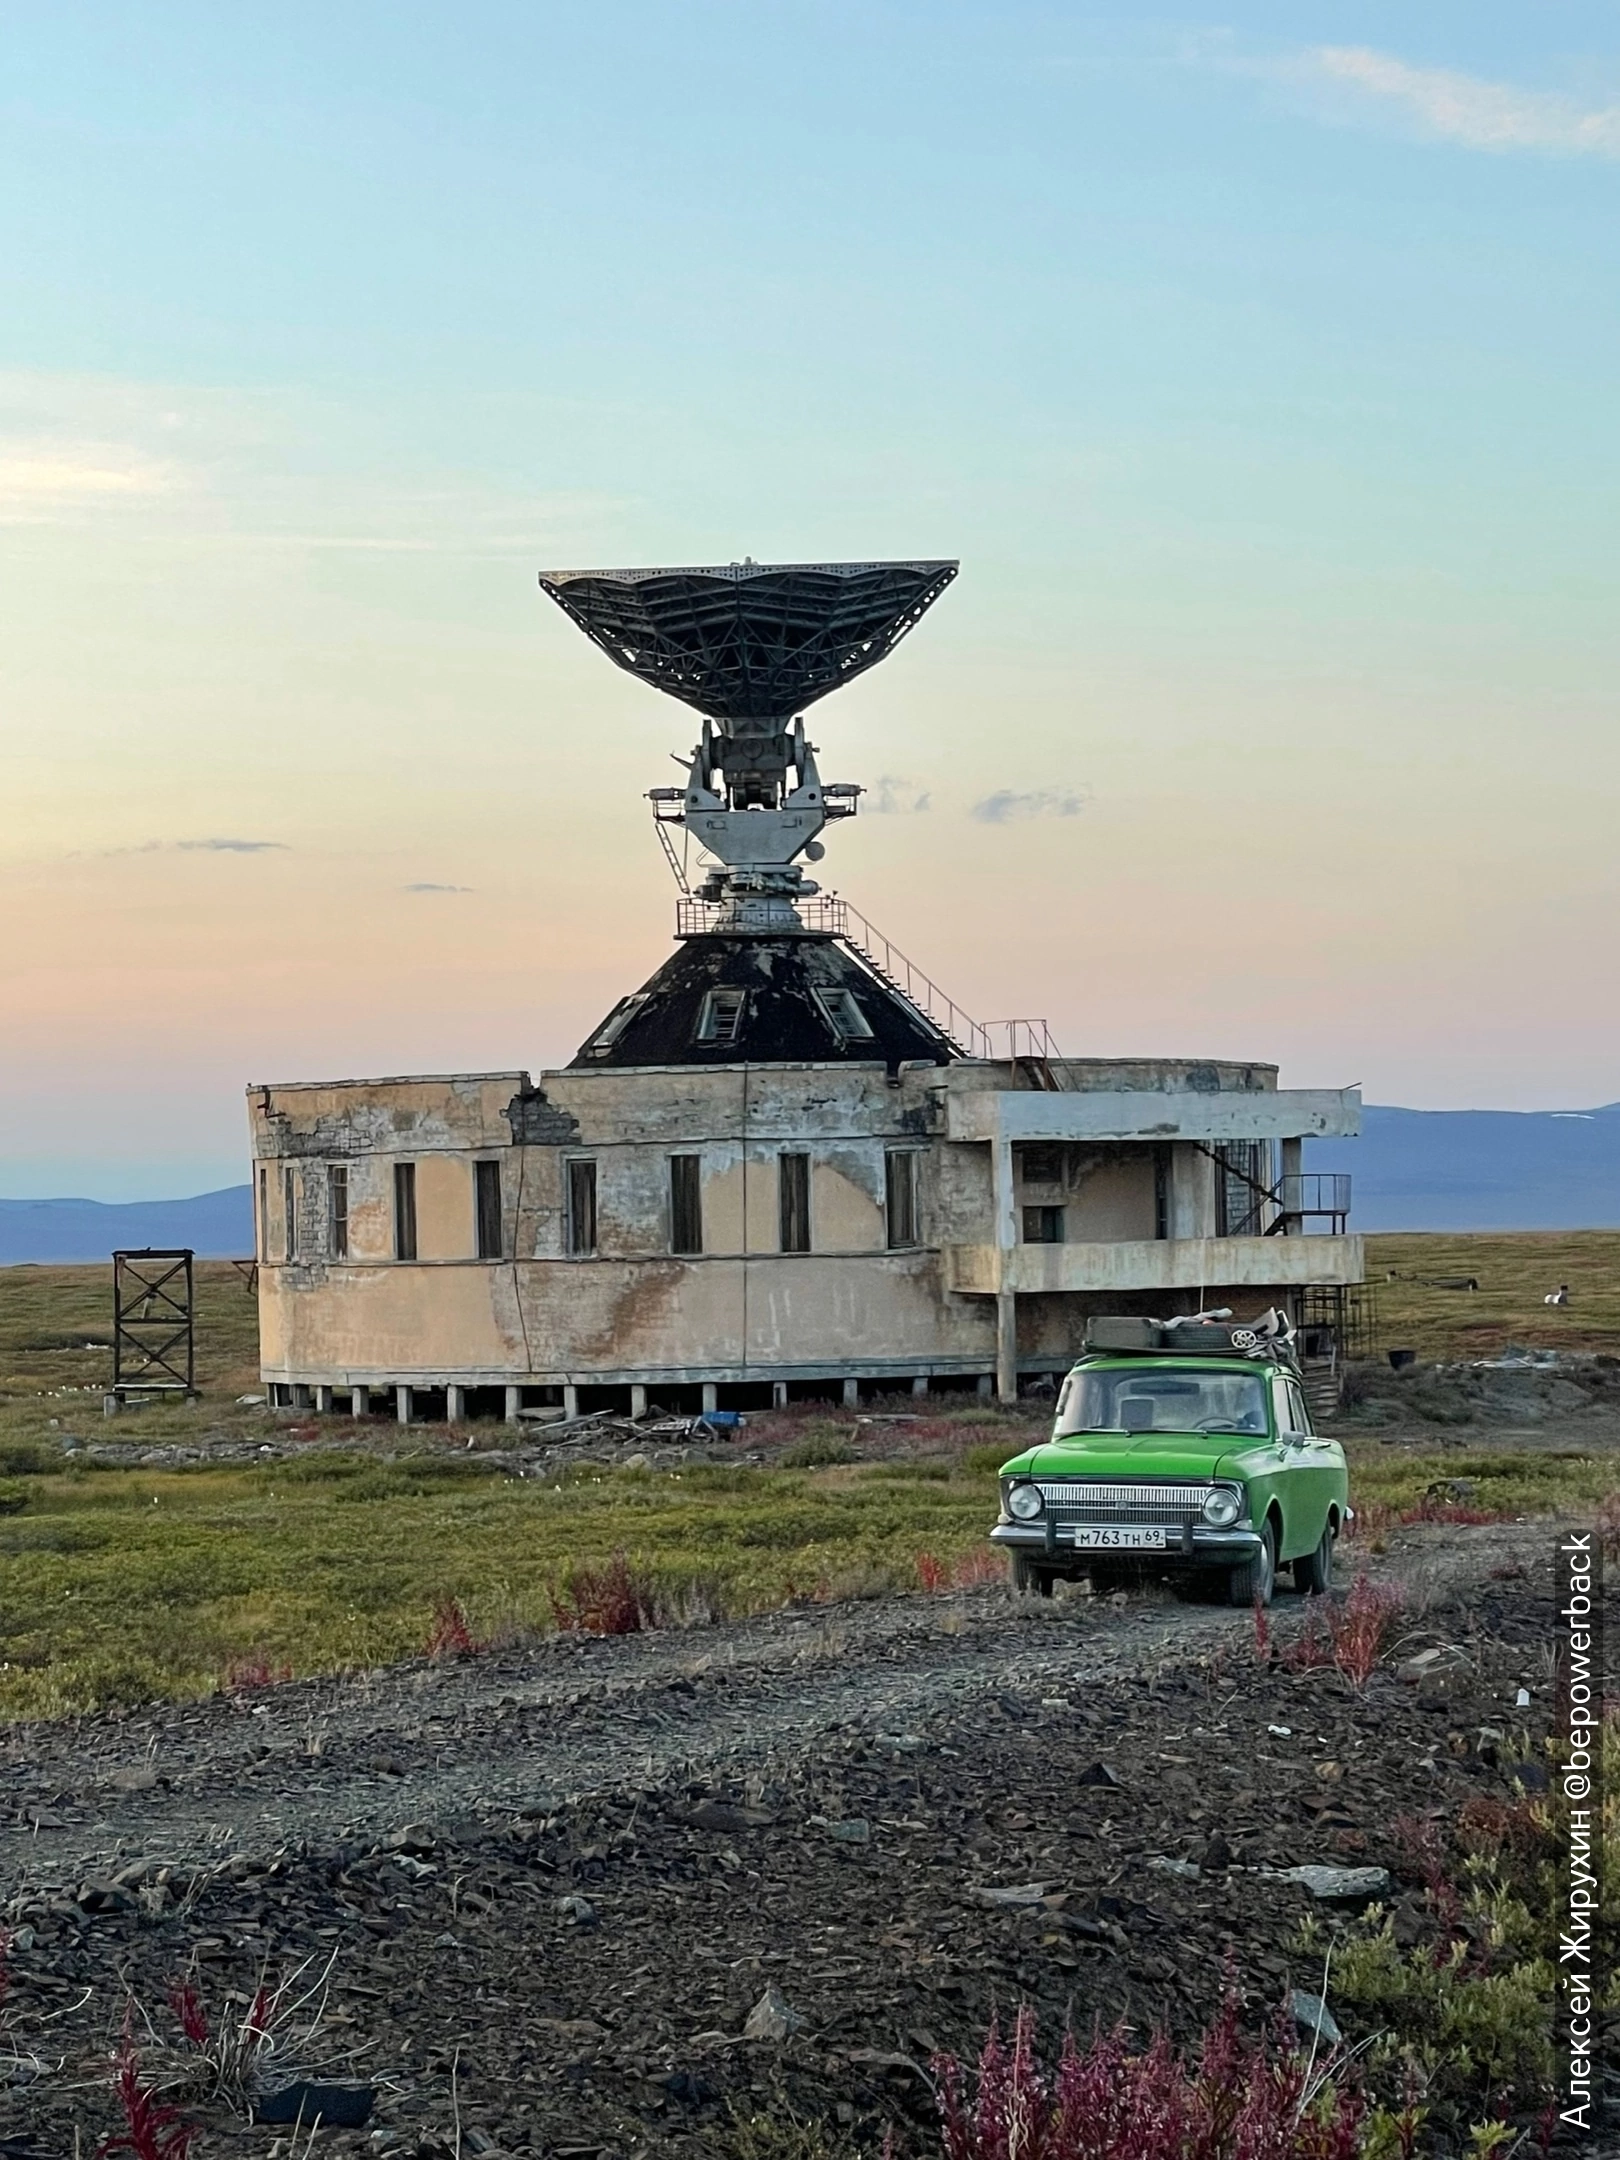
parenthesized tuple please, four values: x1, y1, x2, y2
(992, 1313, 1350, 1608)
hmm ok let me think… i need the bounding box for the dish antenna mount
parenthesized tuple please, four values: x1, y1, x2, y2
(538, 559, 957, 930)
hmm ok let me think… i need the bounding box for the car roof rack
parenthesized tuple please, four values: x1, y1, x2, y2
(1081, 1310, 1300, 1365)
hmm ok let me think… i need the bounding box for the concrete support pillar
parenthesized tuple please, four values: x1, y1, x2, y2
(504, 1385, 522, 1423)
(396, 1385, 412, 1426)
(1279, 1137, 1303, 1230)
(563, 1383, 580, 1420)
(771, 1381, 788, 1409)
(996, 1290, 1019, 1405)
(1171, 1146, 1217, 1240)
(842, 1377, 860, 1409)
(977, 1373, 994, 1400)
(351, 1385, 370, 1419)
(315, 1384, 334, 1414)
(701, 1383, 719, 1414)
(911, 1374, 929, 1397)
(993, 1130, 1019, 1404)
(291, 1383, 311, 1411)
(630, 1384, 648, 1419)
(446, 1383, 466, 1425)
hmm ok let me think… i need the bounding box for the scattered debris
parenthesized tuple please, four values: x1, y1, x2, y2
(741, 1983, 800, 2042)
(1289, 1989, 1341, 2044)
(255, 2081, 376, 2127)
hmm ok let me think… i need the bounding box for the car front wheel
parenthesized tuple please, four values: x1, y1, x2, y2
(1009, 1551, 1055, 1598)
(1227, 1519, 1277, 1608)
(1293, 1519, 1336, 1596)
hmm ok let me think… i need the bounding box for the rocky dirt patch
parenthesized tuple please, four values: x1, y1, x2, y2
(0, 1525, 1598, 2156)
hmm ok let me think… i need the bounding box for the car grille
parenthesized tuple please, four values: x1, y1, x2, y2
(1036, 1481, 1214, 1526)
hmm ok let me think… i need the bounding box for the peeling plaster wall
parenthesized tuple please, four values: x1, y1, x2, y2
(250, 1060, 992, 1382)
(247, 1052, 1352, 1387)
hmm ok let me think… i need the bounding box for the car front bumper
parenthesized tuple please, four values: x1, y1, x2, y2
(990, 1520, 1263, 1568)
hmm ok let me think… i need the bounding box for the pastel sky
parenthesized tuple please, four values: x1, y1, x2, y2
(2, 4, 1618, 1197)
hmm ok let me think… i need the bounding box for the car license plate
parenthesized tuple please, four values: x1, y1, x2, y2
(1068, 1525, 1168, 1550)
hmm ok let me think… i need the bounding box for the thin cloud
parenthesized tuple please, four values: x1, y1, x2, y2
(404, 881, 473, 893)
(91, 837, 289, 858)
(176, 838, 287, 853)
(970, 788, 1085, 825)
(0, 443, 179, 523)
(1306, 46, 1620, 156)
(868, 775, 932, 815)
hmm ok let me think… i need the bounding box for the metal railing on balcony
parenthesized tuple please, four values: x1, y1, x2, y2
(1266, 1173, 1353, 1236)
(990, 1018, 1072, 1090)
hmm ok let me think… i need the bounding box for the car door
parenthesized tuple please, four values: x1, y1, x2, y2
(1278, 1376, 1340, 1558)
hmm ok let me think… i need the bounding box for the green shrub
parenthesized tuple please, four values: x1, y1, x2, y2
(0, 1479, 31, 1516)
(779, 1435, 855, 1468)
(964, 1442, 1013, 1474)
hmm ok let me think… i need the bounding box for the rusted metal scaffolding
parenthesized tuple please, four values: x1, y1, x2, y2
(112, 1248, 196, 1398)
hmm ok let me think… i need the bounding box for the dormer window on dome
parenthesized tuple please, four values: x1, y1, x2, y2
(696, 988, 748, 1044)
(812, 986, 874, 1044)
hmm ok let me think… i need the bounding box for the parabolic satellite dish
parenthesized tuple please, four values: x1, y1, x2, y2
(537, 559, 958, 723)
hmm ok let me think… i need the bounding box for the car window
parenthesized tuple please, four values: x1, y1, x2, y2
(1287, 1380, 1313, 1436)
(1057, 1368, 1268, 1436)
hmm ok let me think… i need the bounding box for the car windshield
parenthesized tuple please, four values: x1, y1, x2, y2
(1056, 1367, 1268, 1437)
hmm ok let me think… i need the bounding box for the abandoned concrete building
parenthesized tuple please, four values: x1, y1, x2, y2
(250, 561, 1363, 1416)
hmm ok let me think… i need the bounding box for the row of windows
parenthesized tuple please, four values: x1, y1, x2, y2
(263, 1159, 507, 1265)
(565, 1147, 923, 1256)
(262, 1149, 925, 1263)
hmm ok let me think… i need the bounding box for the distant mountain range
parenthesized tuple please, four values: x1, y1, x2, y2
(0, 1187, 255, 1266)
(0, 1103, 1617, 1262)
(1308, 1103, 1620, 1232)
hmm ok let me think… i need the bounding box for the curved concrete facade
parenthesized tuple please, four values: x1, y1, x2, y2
(249, 1054, 1362, 1413)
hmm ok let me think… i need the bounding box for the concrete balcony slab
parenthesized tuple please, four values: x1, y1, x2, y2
(946, 1088, 1360, 1146)
(947, 1234, 1364, 1296)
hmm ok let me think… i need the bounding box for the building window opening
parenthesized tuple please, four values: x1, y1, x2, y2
(283, 1167, 298, 1263)
(779, 1152, 811, 1253)
(1022, 1204, 1065, 1244)
(583, 992, 649, 1059)
(885, 1149, 921, 1249)
(475, 1159, 503, 1260)
(328, 1165, 349, 1259)
(257, 1166, 268, 1263)
(670, 1154, 703, 1255)
(394, 1162, 418, 1261)
(812, 986, 874, 1042)
(1153, 1145, 1171, 1241)
(1018, 1143, 1065, 1188)
(567, 1159, 597, 1256)
(696, 987, 747, 1043)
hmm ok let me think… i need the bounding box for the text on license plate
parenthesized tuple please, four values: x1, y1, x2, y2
(1068, 1525, 1169, 1550)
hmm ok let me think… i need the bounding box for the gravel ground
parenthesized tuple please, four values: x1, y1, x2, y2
(0, 1521, 1607, 2157)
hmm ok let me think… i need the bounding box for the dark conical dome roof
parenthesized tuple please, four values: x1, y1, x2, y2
(571, 935, 957, 1072)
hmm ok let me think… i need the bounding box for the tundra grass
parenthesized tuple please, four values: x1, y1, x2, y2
(1339, 1440, 1620, 1527)
(0, 1451, 1003, 1719)
(1367, 1229, 1620, 1359)
(3, 1258, 1618, 1722)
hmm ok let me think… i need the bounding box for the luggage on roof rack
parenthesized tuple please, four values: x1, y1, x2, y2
(1082, 1312, 1299, 1363)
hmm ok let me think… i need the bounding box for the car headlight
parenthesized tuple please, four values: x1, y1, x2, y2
(1202, 1487, 1242, 1528)
(1007, 1482, 1045, 1522)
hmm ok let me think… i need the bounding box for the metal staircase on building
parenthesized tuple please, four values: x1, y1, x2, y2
(672, 882, 1065, 1073)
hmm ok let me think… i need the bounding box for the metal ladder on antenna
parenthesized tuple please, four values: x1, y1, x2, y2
(834, 899, 994, 1059)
